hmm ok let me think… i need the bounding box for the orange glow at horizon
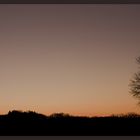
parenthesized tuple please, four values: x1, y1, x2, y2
(0, 5, 140, 116)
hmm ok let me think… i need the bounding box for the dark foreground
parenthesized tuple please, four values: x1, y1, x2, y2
(0, 110, 140, 136)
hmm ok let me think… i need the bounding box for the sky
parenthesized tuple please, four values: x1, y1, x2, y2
(0, 4, 140, 116)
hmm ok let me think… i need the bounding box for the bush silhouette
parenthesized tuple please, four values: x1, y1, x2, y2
(0, 110, 140, 135)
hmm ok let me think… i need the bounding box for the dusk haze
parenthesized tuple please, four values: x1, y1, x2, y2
(0, 4, 140, 117)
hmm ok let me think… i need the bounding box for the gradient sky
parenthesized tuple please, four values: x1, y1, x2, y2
(0, 4, 140, 116)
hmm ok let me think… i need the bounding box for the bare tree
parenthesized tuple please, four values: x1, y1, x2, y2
(130, 56, 140, 103)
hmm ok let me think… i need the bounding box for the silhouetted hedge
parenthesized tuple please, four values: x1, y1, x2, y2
(0, 110, 140, 135)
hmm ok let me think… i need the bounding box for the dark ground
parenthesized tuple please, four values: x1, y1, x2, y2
(0, 110, 140, 136)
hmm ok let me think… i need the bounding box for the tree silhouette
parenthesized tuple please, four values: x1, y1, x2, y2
(130, 56, 140, 103)
(0, 110, 140, 135)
